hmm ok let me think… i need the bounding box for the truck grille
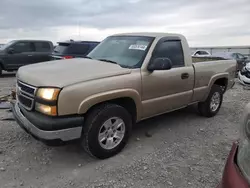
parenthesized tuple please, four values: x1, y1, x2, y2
(18, 95, 33, 107)
(17, 81, 37, 110)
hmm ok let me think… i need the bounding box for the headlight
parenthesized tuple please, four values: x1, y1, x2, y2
(35, 88, 60, 116)
(35, 103, 57, 116)
(36, 88, 60, 101)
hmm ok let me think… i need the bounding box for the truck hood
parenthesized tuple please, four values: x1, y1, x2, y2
(17, 58, 132, 87)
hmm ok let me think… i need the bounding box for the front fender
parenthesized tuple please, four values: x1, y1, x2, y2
(78, 89, 142, 120)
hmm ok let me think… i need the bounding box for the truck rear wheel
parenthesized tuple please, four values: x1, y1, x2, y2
(198, 85, 223, 117)
(81, 103, 132, 159)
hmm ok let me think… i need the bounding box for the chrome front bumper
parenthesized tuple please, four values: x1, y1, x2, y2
(12, 102, 82, 142)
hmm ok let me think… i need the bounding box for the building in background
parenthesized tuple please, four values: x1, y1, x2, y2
(190, 46, 250, 59)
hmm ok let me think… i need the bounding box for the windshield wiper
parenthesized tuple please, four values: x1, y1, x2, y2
(85, 56, 92, 59)
(95, 58, 129, 68)
(97, 58, 118, 65)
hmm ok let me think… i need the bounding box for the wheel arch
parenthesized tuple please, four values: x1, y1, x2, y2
(214, 77, 228, 94)
(78, 89, 142, 123)
(202, 74, 228, 100)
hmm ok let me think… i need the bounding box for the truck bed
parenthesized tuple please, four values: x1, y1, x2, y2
(191, 59, 236, 102)
(192, 56, 225, 63)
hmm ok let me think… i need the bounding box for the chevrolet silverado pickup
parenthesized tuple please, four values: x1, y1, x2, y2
(12, 33, 236, 159)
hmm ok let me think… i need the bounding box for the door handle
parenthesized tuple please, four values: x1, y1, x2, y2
(28, 55, 33, 57)
(181, 73, 189, 79)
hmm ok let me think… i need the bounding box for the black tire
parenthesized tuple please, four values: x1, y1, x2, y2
(81, 103, 132, 159)
(198, 85, 223, 117)
(0, 66, 2, 77)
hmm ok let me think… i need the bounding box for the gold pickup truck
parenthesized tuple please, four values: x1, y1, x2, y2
(12, 33, 236, 159)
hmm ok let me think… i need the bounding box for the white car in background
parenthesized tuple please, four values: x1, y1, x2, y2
(192, 50, 211, 57)
(238, 62, 250, 87)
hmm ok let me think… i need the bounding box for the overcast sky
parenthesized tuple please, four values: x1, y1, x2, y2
(0, 0, 249, 46)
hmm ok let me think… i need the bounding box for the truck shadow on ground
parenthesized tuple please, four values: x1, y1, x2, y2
(38, 105, 202, 166)
(134, 105, 199, 133)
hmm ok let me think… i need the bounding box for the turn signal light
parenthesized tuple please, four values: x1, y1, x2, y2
(35, 103, 57, 116)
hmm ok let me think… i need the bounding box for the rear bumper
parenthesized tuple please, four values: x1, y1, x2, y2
(12, 102, 83, 142)
(218, 142, 249, 188)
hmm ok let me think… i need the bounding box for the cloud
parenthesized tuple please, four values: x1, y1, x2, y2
(0, 0, 249, 46)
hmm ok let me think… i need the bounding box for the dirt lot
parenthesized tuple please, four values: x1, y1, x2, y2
(0, 74, 247, 188)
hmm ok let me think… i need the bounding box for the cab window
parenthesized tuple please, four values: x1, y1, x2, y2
(154, 40, 185, 67)
(34, 42, 51, 52)
(11, 42, 34, 53)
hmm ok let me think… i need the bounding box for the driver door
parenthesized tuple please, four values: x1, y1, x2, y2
(141, 38, 194, 118)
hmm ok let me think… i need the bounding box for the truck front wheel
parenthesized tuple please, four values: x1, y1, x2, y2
(198, 85, 223, 117)
(81, 103, 132, 159)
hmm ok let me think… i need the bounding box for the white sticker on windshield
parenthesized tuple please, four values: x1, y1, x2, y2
(129, 44, 147, 51)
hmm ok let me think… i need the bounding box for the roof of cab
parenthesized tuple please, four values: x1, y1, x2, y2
(111, 32, 185, 38)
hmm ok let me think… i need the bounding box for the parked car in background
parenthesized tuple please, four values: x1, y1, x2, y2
(13, 32, 236, 159)
(51, 40, 100, 60)
(238, 62, 250, 87)
(192, 50, 211, 57)
(218, 103, 250, 188)
(212, 52, 249, 71)
(0, 40, 53, 76)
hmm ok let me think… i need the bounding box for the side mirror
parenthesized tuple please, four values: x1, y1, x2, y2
(7, 48, 14, 54)
(243, 56, 248, 60)
(148, 58, 172, 71)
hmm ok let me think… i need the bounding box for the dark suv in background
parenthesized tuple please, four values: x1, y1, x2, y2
(0, 40, 53, 76)
(51, 40, 100, 60)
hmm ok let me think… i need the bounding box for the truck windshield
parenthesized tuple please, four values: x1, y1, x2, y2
(87, 36, 154, 68)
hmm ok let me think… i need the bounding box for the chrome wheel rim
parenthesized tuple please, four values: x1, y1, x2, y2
(210, 92, 220, 112)
(98, 117, 125, 150)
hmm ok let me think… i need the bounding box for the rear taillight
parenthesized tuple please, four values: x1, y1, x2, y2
(63, 56, 73, 59)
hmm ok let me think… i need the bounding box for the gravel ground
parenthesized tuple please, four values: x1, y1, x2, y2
(0, 74, 248, 188)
